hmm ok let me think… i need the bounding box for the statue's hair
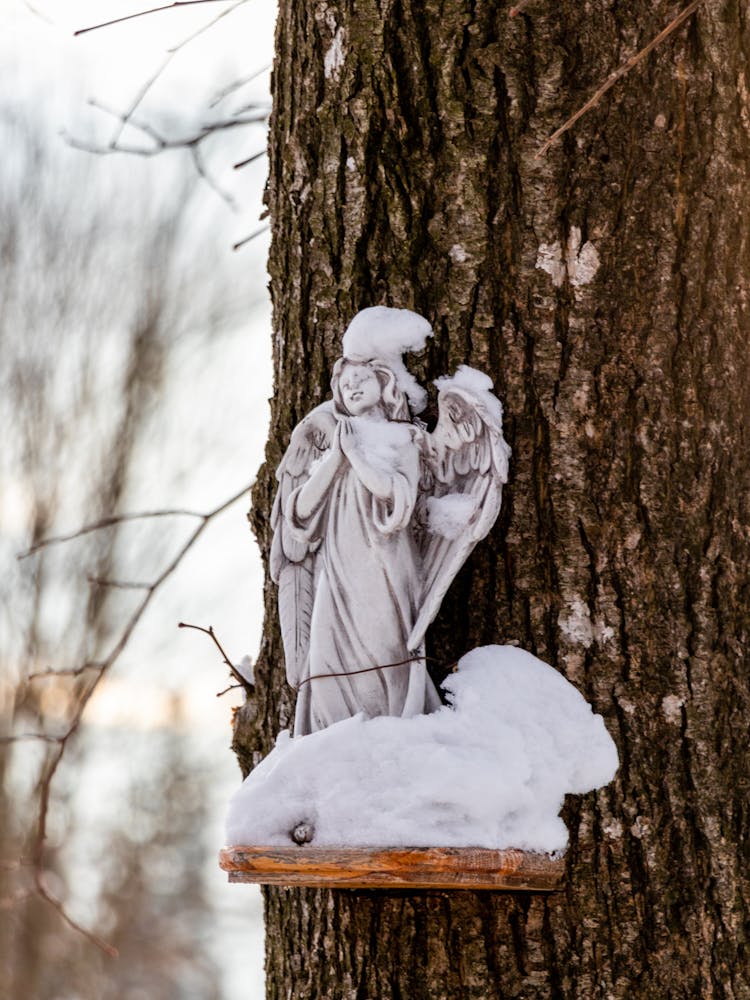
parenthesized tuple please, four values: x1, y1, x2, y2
(331, 357, 411, 421)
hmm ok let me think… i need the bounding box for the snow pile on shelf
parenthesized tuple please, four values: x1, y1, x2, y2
(225, 645, 618, 854)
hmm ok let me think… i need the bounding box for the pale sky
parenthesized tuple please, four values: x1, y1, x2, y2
(3, 6, 277, 991)
(3, 0, 277, 226)
(2, 0, 278, 718)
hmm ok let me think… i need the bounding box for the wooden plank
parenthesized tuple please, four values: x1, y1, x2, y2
(219, 845, 564, 891)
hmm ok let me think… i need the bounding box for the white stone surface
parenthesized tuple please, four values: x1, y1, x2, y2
(270, 308, 511, 735)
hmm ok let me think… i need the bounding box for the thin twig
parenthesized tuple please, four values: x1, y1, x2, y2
(190, 143, 237, 209)
(66, 104, 267, 179)
(233, 149, 266, 170)
(12, 480, 253, 955)
(27, 663, 104, 682)
(24, 1, 54, 24)
(216, 682, 244, 697)
(87, 577, 151, 590)
(166, 0, 248, 54)
(298, 656, 423, 688)
(233, 224, 270, 251)
(297, 655, 459, 689)
(0, 733, 65, 745)
(74, 0, 233, 36)
(228, 100, 272, 117)
(35, 871, 118, 958)
(108, 50, 177, 148)
(104, 0, 250, 149)
(178, 621, 250, 690)
(18, 507, 204, 560)
(536, 0, 704, 158)
(71, 0, 257, 208)
(91, 101, 267, 149)
(210, 64, 271, 107)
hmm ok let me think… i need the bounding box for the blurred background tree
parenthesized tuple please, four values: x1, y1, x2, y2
(0, 2, 275, 996)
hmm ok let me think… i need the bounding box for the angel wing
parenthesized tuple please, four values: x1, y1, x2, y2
(270, 402, 337, 686)
(408, 367, 510, 650)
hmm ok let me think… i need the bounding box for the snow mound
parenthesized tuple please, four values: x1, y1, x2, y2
(225, 645, 618, 854)
(352, 416, 414, 475)
(435, 364, 504, 429)
(426, 493, 478, 538)
(342, 306, 432, 413)
(234, 655, 255, 685)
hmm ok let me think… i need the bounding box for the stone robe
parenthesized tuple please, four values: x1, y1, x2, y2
(286, 419, 441, 735)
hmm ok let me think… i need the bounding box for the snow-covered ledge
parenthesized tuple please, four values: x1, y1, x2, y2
(222, 647, 618, 889)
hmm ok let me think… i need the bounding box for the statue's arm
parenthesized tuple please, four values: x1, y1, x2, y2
(290, 429, 344, 522)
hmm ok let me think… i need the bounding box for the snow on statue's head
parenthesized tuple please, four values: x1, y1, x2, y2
(339, 306, 433, 415)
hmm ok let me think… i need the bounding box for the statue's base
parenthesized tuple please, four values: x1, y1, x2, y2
(219, 845, 563, 891)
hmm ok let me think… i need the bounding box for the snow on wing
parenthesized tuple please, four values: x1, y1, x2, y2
(408, 374, 510, 650)
(270, 403, 337, 686)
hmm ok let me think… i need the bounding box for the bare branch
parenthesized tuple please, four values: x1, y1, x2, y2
(178, 621, 250, 690)
(107, 50, 177, 148)
(12, 480, 254, 950)
(233, 149, 266, 170)
(216, 682, 244, 697)
(35, 871, 118, 958)
(18, 507, 205, 560)
(536, 0, 704, 158)
(24, 1, 55, 24)
(68, 0, 259, 211)
(69, 0, 259, 212)
(210, 64, 272, 107)
(86, 577, 152, 590)
(66, 103, 267, 171)
(74, 0, 234, 37)
(233, 224, 270, 251)
(0, 733, 65, 745)
(68, 0, 255, 209)
(166, 0, 249, 54)
(27, 664, 104, 682)
(103, 0, 250, 148)
(190, 143, 237, 209)
(229, 100, 273, 117)
(88, 99, 166, 148)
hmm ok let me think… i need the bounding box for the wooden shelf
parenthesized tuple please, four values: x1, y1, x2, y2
(219, 845, 564, 891)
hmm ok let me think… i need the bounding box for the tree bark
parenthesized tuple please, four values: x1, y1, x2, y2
(234, 1, 750, 996)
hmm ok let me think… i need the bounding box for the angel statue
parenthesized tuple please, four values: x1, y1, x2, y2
(270, 306, 510, 736)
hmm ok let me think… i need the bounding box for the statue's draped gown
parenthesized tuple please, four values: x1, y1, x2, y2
(287, 419, 441, 735)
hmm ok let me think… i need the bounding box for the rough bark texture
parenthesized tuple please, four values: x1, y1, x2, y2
(234, 1, 750, 996)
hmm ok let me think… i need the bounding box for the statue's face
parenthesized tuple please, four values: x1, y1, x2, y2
(339, 364, 382, 416)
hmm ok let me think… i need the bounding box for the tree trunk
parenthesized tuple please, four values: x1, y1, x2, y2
(234, 1, 750, 996)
